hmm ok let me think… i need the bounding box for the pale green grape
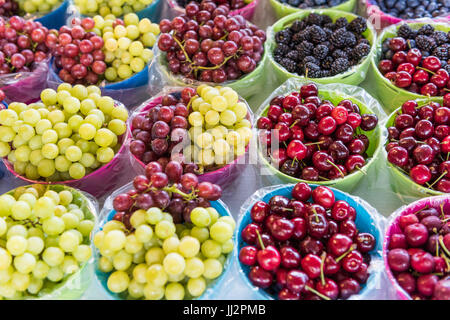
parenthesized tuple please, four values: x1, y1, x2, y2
(96, 147, 114, 163)
(77, 220, 94, 237)
(0, 247, 12, 269)
(145, 247, 164, 265)
(107, 270, 129, 293)
(13, 253, 36, 274)
(165, 282, 184, 300)
(178, 236, 200, 258)
(190, 208, 211, 228)
(69, 163, 86, 180)
(6, 236, 27, 256)
(187, 277, 206, 297)
(155, 220, 176, 240)
(33, 261, 50, 279)
(202, 259, 223, 279)
(11, 200, 31, 220)
(113, 250, 132, 271)
(37, 159, 56, 178)
(47, 266, 64, 282)
(201, 240, 222, 259)
(42, 247, 64, 267)
(26, 237, 44, 255)
(209, 221, 233, 243)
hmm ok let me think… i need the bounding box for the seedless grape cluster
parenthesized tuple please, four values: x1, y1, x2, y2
(74, 0, 155, 18)
(95, 161, 234, 300)
(17, 0, 63, 15)
(0, 83, 128, 181)
(0, 184, 94, 299)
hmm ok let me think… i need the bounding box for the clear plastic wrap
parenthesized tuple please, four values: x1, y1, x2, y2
(254, 77, 387, 193)
(127, 86, 254, 191)
(0, 183, 98, 300)
(367, 21, 449, 113)
(147, 44, 268, 103)
(234, 183, 394, 300)
(269, 0, 357, 19)
(266, 9, 377, 87)
(382, 195, 450, 300)
(93, 181, 235, 300)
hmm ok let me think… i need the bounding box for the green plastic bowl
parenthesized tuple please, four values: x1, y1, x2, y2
(385, 99, 445, 198)
(369, 22, 449, 113)
(267, 9, 377, 87)
(257, 87, 382, 193)
(269, 0, 356, 19)
(1, 184, 97, 300)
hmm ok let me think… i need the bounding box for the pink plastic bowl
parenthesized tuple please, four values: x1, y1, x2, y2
(128, 94, 251, 188)
(382, 195, 450, 300)
(166, 0, 258, 20)
(365, 1, 450, 32)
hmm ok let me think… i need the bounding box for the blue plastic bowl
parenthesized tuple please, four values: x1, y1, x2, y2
(35, 1, 69, 30)
(236, 184, 383, 300)
(135, 0, 163, 21)
(95, 198, 235, 300)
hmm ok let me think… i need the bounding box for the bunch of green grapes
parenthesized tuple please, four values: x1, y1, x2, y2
(0, 184, 95, 299)
(95, 206, 235, 300)
(74, 0, 154, 20)
(186, 85, 252, 168)
(0, 83, 128, 181)
(18, 0, 62, 14)
(86, 13, 159, 82)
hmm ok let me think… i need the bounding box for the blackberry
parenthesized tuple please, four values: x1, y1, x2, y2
(432, 31, 448, 46)
(346, 32, 357, 47)
(397, 24, 415, 39)
(352, 43, 370, 61)
(417, 24, 435, 36)
(332, 49, 347, 59)
(321, 56, 334, 70)
(291, 32, 305, 45)
(321, 15, 332, 26)
(347, 17, 367, 34)
(290, 20, 305, 33)
(305, 13, 323, 26)
(432, 45, 449, 61)
(416, 35, 436, 51)
(445, 64, 450, 74)
(330, 58, 349, 75)
(335, 17, 348, 29)
(323, 28, 333, 38)
(304, 62, 321, 78)
(309, 25, 328, 44)
(280, 58, 297, 73)
(320, 69, 331, 77)
(274, 44, 290, 56)
(274, 54, 283, 63)
(330, 28, 348, 48)
(324, 22, 336, 31)
(286, 50, 300, 62)
(358, 38, 370, 46)
(313, 45, 329, 60)
(303, 55, 320, 65)
(275, 30, 292, 44)
(297, 41, 314, 56)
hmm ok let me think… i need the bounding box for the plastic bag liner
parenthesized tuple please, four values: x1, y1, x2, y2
(382, 97, 445, 201)
(266, 9, 377, 87)
(147, 45, 268, 103)
(235, 184, 389, 300)
(255, 77, 386, 193)
(361, 0, 450, 32)
(47, 58, 151, 109)
(0, 60, 50, 104)
(128, 87, 254, 190)
(1, 183, 98, 300)
(32, 0, 70, 29)
(2, 100, 134, 200)
(383, 195, 450, 300)
(164, 0, 259, 20)
(269, 0, 356, 19)
(93, 181, 235, 300)
(368, 21, 449, 113)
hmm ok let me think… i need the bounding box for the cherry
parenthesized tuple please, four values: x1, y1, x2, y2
(378, 59, 394, 74)
(300, 236, 324, 256)
(311, 186, 335, 209)
(355, 233, 376, 253)
(399, 214, 419, 230)
(387, 248, 410, 272)
(239, 246, 257, 266)
(395, 71, 412, 88)
(291, 217, 307, 240)
(324, 255, 341, 275)
(249, 266, 273, 288)
(286, 270, 309, 293)
(396, 272, 416, 294)
(338, 278, 360, 299)
(292, 182, 312, 201)
(316, 278, 339, 300)
(301, 254, 322, 279)
(434, 279, 450, 300)
(341, 250, 363, 273)
(404, 223, 429, 247)
(307, 213, 329, 239)
(286, 139, 307, 160)
(328, 233, 353, 257)
(270, 218, 294, 241)
(410, 250, 435, 274)
(422, 56, 441, 72)
(331, 200, 351, 221)
(241, 223, 261, 245)
(280, 246, 301, 268)
(278, 288, 300, 300)
(339, 219, 358, 239)
(256, 242, 281, 271)
(389, 37, 406, 51)
(417, 274, 439, 297)
(300, 83, 318, 99)
(250, 201, 270, 223)
(410, 165, 431, 185)
(406, 48, 422, 66)
(353, 262, 369, 284)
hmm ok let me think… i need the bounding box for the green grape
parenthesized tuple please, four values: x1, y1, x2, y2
(112, 250, 132, 271)
(14, 145, 31, 162)
(107, 271, 129, 293)
(111, 106, 128, 121)
(80, 153, 95, 168)
(26, 237, 44, 255)
(42, 247, 64, 267)
(41, 143, 59, 159)
(130, 57, 145, 73)
(58, 231, 80, 252)
(0, 218, 6, 237)
(141, 33, 156, 47)
(162, 252, 185, 276)
(211, 95, 228, 112)
(124, 234, 143, 254)
(78, 123, 97, 140)
(108, 119, 126, 135)
(54, 155, 71, 172)
(162, 236, 180, 254)
(54, 122, 72, 139)
(104, 230, 126, 252)
(11, 271, 30, 291)
(129, 41, 144, 56)
(21, 109, 41, 126)
(201, 240, 222, 259)
(47, 267, 64, 282)
(32, 261, 50, 280)
(42, 216, 65, 236)
(13, 253, 36, 274)
(0, 109, 19, 126)
(187, 277, 206, 297)
(209, 221, 233, 243)
(117, 64, 132, 79)
(94, 128, 115, 147)
(143, 283, 164, 300)
(141, 48, 153, 62)
(11, 200, 31, 220)
(217, 216, 236, 230)
(37, 159, 55, 178)
(165, 282, 185, 300)
(126, 25, 140, 40)
(35, 119, 52, 135)
(41, 129, 58, 144)
(204, 110, 220, 126)
(65, 145, 82, 162)
(128, 279, 144, 299)
(6, 236, 28, 256)
(0, 126, 16, 142)
(135, 224, 153, 243)
(145, 247, 165, 266)
(190, 208, 211, 227)
(0, 247, 12, 269)
(77, 220, 94, 237)
(155, 220, 176, 240)
(98, 256, 113, 273)
(220, 110, 237, 127)
(202, 259, 223, 280)
(28, 135, 43, 150)
(68, 163, 85, 180)
(184, 257, 204, 279)
(62, 256, 80, 275)
(96, 147, 114, 163)
(7, 225, 28, 239)
(178, 236, 200, 258)
(72, 85, 88, 100)
(146, 207, 163, 225)
(0, 141, 11, 157)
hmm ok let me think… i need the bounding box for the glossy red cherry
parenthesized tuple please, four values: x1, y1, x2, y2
(239, 246, 257, 266)
(286, 270, 309, 293)
(387, 248, 410, 272)
(328, 233, 353, 257)
(311, 186, 335, 209)
(300, 254, 322, 279)
(250, 201, 270, 223)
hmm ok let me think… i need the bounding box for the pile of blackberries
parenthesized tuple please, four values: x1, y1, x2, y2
(277, 0, 347, 9)
(370, 0, 449, 19)
(273, 13, 371, 78)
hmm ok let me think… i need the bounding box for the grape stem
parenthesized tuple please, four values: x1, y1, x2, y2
(194, 55, 234, 71)
(172, 36, 192, 63)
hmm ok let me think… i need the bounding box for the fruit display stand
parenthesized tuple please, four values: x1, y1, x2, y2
(236, 184, 386, 299)
(266, 9, 377, 87)
(269, 0, 356, 19)
(368, 22, 449, 113)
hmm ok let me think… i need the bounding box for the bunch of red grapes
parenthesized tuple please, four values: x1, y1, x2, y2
(256, 83, 378, 181)
(158, 0, 266, 83)
(387, 203, 450, 300)
(130, 87, 200, 172)
(386, 95, 450, 193)
(175, 0, 247, 10)
(239, 183, 376, 300)
(0, 16, 56, 74)
(0, 0, 19, 17)
(112, 159, 222, 226)
(52, 17, 107, 85)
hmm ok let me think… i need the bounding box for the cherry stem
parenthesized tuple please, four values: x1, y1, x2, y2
(412, 205, 428, 215)
(438, 236, 450, 257)
(290, 120, 299, 128)
(436, 236, 440, 257)
(428, 170, 447, 189)
(305, 141, 325, 146)
(318, 176, 330, 181)
(311, 207, 319, 223)
(355, 166, 367, 176)
(417, 66, 436, 75)
(335, 246, 355, 263)
(255, 229, 265, 251)
(320, 253, 326, 287)
(172, 36, 192, 64)
(304, 285, 331, 301)
(327, 160, 345, 178)
(446, 152, 449, 161)
(441, 254, 450, 270)
(440, 203, 445, 219)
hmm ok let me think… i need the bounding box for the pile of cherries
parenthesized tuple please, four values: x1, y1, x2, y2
(256, 83, 378, 181)
(113, 159, 222, 226)
(130, 87, 203, 173)
(0, 15, 56, 74)
(239, 183, 376, 300)
(386, 95, 450, 192)
(52, 17, 106, 85)
(158, 0, 266, 83)
(387, 203, 450, 300)
(175, 0, 248, 10)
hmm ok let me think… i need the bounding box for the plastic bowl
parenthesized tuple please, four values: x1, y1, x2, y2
(94, 198, 234, 300)
(34, 1, 69, 30)
(2, 101, 130, 199)
(369, 22, 449, 113)
(257, 88, 382, 193)
(269, 0, 356, 19)
(128, 91, 252, 188)
(1, 183, 97, 300)
(166, 0, 259, 20)
(384, 100, 445, 198)
(236, 184, 383, 300)
(267, 9, 377, 87)
(382, 195, 450, 300)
